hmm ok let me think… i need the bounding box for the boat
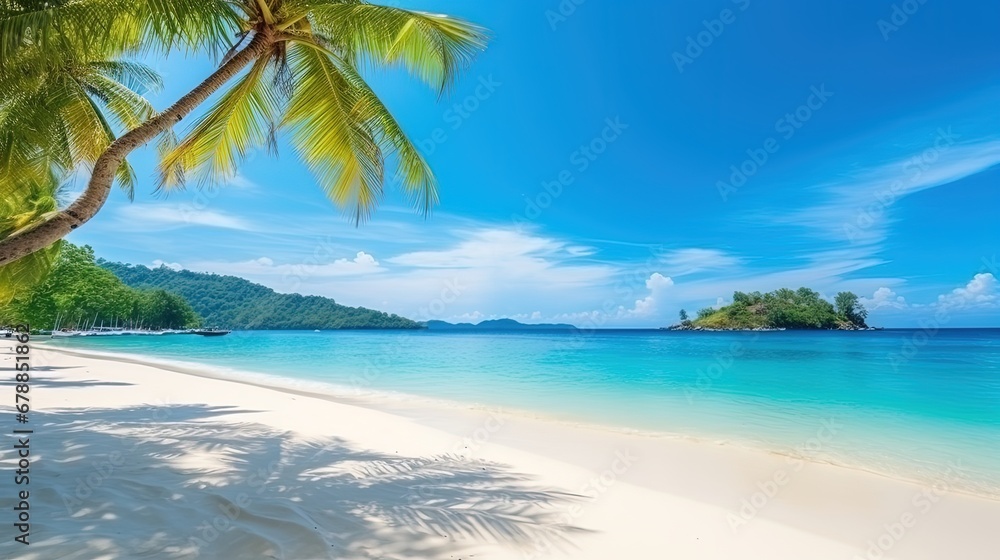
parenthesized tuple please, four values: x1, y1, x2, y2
(193, 328, 231, 337)
(51, 330, 83, 338)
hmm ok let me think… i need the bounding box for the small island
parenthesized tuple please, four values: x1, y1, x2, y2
(665, 288, 873, 331)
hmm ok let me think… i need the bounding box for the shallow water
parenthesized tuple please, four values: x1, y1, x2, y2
(48, 328, 1000, 498)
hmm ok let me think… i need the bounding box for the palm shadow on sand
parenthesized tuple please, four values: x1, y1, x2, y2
(1, 404, 590, 559)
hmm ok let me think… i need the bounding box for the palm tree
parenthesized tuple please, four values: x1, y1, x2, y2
(0, 172, 63, 304)
(0, 0, 487, 267)
(1, 47, 165, 195)
(1, 39, 171, 298)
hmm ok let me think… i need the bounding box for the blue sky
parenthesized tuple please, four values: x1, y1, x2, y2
(69, 0, 1000, 327)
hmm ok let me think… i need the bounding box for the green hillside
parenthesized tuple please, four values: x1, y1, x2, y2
(1, 244, 201, 330)
(100, 261, 421, 330)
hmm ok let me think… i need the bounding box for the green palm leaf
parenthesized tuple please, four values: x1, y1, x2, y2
(0, 171, 63, 303)
(0, 48, 160, 198)
(323, 45, 437, 214)
(0, 0, 489, 268)
(157, 56, 284, 190)
(284, 41, 385, 223)
(0, 0, 241, 62)
(298, 0, 488, 94)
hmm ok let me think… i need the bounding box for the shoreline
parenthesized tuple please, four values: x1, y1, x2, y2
(38, 341, 1000, 502)
(7, 342, 1000, 558)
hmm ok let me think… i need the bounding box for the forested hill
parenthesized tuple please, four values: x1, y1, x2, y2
(100, 261, 421, 330)
(675, 288, 870, 331)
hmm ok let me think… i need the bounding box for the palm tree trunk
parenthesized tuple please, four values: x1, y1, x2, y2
(0, 30, 275, 266)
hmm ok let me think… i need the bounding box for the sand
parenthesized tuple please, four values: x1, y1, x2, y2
(1, 341, 998, 559)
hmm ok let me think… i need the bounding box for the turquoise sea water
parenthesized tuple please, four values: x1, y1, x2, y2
(47, 329, 1000, 498)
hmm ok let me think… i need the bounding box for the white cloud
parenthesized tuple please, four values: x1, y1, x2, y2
(227, 173, 259, 190)
(117, 204, 252, 231)
(178, 228, 617, 322)
(187, 251, 383, 283)
(508, 311, 548, 323)
(660, 248, 741, 275)
(626, 273, 674, 318)
(349, 252, 378, 267)
(934, 273, 999, 311)
(388, 229, 597, 274)
(152, 259, 183, 271)
(784, 138, 1000, 248)
(566, 245, 597, 257)
(552, 310, 605, 324)
(861, 287, 908, 310)
(452, 311, 487, 323)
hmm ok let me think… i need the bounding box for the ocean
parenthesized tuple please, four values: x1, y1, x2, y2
(46, 328, 1000, 499)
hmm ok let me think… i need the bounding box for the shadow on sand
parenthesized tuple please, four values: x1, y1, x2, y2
(0, 404, 590, 559)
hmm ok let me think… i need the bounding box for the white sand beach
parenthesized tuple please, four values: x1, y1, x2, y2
(3, 341, 999, 560)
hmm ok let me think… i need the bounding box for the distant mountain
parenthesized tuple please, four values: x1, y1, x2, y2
(100, 261, 421, 330)
(425, 318, 577, 331)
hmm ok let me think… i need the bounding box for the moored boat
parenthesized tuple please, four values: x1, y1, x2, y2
(193, 328, 231, 337)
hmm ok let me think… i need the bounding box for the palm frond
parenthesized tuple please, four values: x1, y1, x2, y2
(157, 56, 284, 190)
(283, 41, 385, 223)
(0, 0, 241, 62)
(78, 69, 157, 130)
(0, 241, 61, 305)
(0, 41, 161, 198)
(328, 48, 437, 215)
(296, 0, 488, 94)
(0, 168, 63, 303)
(86, 60, 163, 95)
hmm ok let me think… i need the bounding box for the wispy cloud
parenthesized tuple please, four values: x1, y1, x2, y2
(116, 204, 253, 231)
(187, 251, 384, 280)
(783, 136, 1000, 248)
(659, 248, 742, 276)
(226, 173, 259, 190)
(167, 227, 618, 322)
